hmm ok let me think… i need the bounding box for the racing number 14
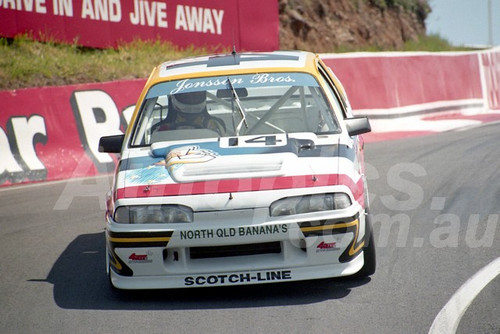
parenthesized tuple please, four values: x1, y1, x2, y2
(245, 135, 282, 146)
(226, 135, 285, 147)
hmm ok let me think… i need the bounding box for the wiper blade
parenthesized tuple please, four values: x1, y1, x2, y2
(227, 77, 248, 136)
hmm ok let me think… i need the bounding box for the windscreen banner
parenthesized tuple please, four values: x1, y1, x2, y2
(1, 49, 500, 187)
(0, 0, 279, 51)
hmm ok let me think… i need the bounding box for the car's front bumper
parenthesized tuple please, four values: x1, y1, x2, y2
(106, 206, 368, 289)
(109, 254, 364, 289)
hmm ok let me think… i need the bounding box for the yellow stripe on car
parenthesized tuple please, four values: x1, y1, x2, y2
(108, 236, 171, 243)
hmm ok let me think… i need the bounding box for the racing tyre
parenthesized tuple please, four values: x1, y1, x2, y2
(107, 265, 119, 290)
(353, 212, 376, 278)
(106, 245, 118, 290)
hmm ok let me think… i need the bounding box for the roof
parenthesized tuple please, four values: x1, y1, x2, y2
(152, 51, 318, 81)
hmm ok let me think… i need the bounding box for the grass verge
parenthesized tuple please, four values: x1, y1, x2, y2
(0, 34, 482, 91)
(0, 36, 217, 90)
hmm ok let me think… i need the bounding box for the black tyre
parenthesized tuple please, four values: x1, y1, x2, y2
(352, 212, 376, 277)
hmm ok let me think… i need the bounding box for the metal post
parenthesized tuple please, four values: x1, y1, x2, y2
(488, 0, 493, 46)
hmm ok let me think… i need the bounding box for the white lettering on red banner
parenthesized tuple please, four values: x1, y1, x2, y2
(71, 90, 122, 172)
(129, 0, 167, 27)
(0, 0, 47, 14)
(0, 115, 47, 184)
(175, 5, 224, 35)
(81, 0, 120, 21)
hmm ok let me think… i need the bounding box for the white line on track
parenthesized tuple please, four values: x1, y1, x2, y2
(428, 256, 500, 334)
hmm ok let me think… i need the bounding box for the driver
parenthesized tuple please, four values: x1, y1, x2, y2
(158, 91, 225, 135)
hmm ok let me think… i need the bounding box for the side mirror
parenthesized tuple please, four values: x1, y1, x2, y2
(98, 134, 125, 153)
(345, 117, 371, 136)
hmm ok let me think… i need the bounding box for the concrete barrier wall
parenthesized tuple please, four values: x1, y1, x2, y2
(1, 49, 499, 186)
(321, 50, 498, 116)
(321, 49, 500, 141)
(0, 79, 145, 186)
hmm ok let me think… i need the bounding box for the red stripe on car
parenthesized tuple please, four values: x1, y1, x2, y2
(115, 174, 365, 206)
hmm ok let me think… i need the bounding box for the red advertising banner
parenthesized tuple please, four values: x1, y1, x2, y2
(0, 79, 145, 186)
(0, 0, 279, 51)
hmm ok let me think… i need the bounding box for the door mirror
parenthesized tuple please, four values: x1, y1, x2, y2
(98, 134, 124, 153)
(345, 117, 371, 136)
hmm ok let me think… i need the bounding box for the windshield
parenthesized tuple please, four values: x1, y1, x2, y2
(131, 72, 341, 146)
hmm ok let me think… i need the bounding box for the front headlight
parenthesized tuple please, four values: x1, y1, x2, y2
(270, 193, 351, 217)
(114, 205, 193, 224)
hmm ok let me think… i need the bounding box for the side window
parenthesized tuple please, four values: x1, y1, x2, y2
(317, 63, 350, 119)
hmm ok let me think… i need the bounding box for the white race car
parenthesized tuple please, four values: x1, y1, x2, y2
(99, 51, 375, 289)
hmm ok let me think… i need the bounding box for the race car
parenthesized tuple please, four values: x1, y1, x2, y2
(99, 51, 375, 289)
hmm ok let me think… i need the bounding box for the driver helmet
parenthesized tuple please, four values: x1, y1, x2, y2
(171, 91, 206, 114)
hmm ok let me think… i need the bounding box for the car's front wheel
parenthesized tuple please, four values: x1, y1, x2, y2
(105, 245, 118, 289)
(353, 212, 376, 278)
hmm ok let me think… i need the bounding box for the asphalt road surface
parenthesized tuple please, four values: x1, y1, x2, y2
(1, 123, 498, 334)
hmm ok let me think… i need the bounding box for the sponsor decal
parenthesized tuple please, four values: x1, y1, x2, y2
(128, 251, 153, 263)
(161, 73, 308, 96)
(170, 78, 243, 95)
(316, 241, 338, 252)
(170, 74, 296, 95)
(179, 224, 288, 240)
(250, 73, 295, 84)
(184, 270, 292, 286)
(166, 145, 218, 168)
(125, 163, 170, 185)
